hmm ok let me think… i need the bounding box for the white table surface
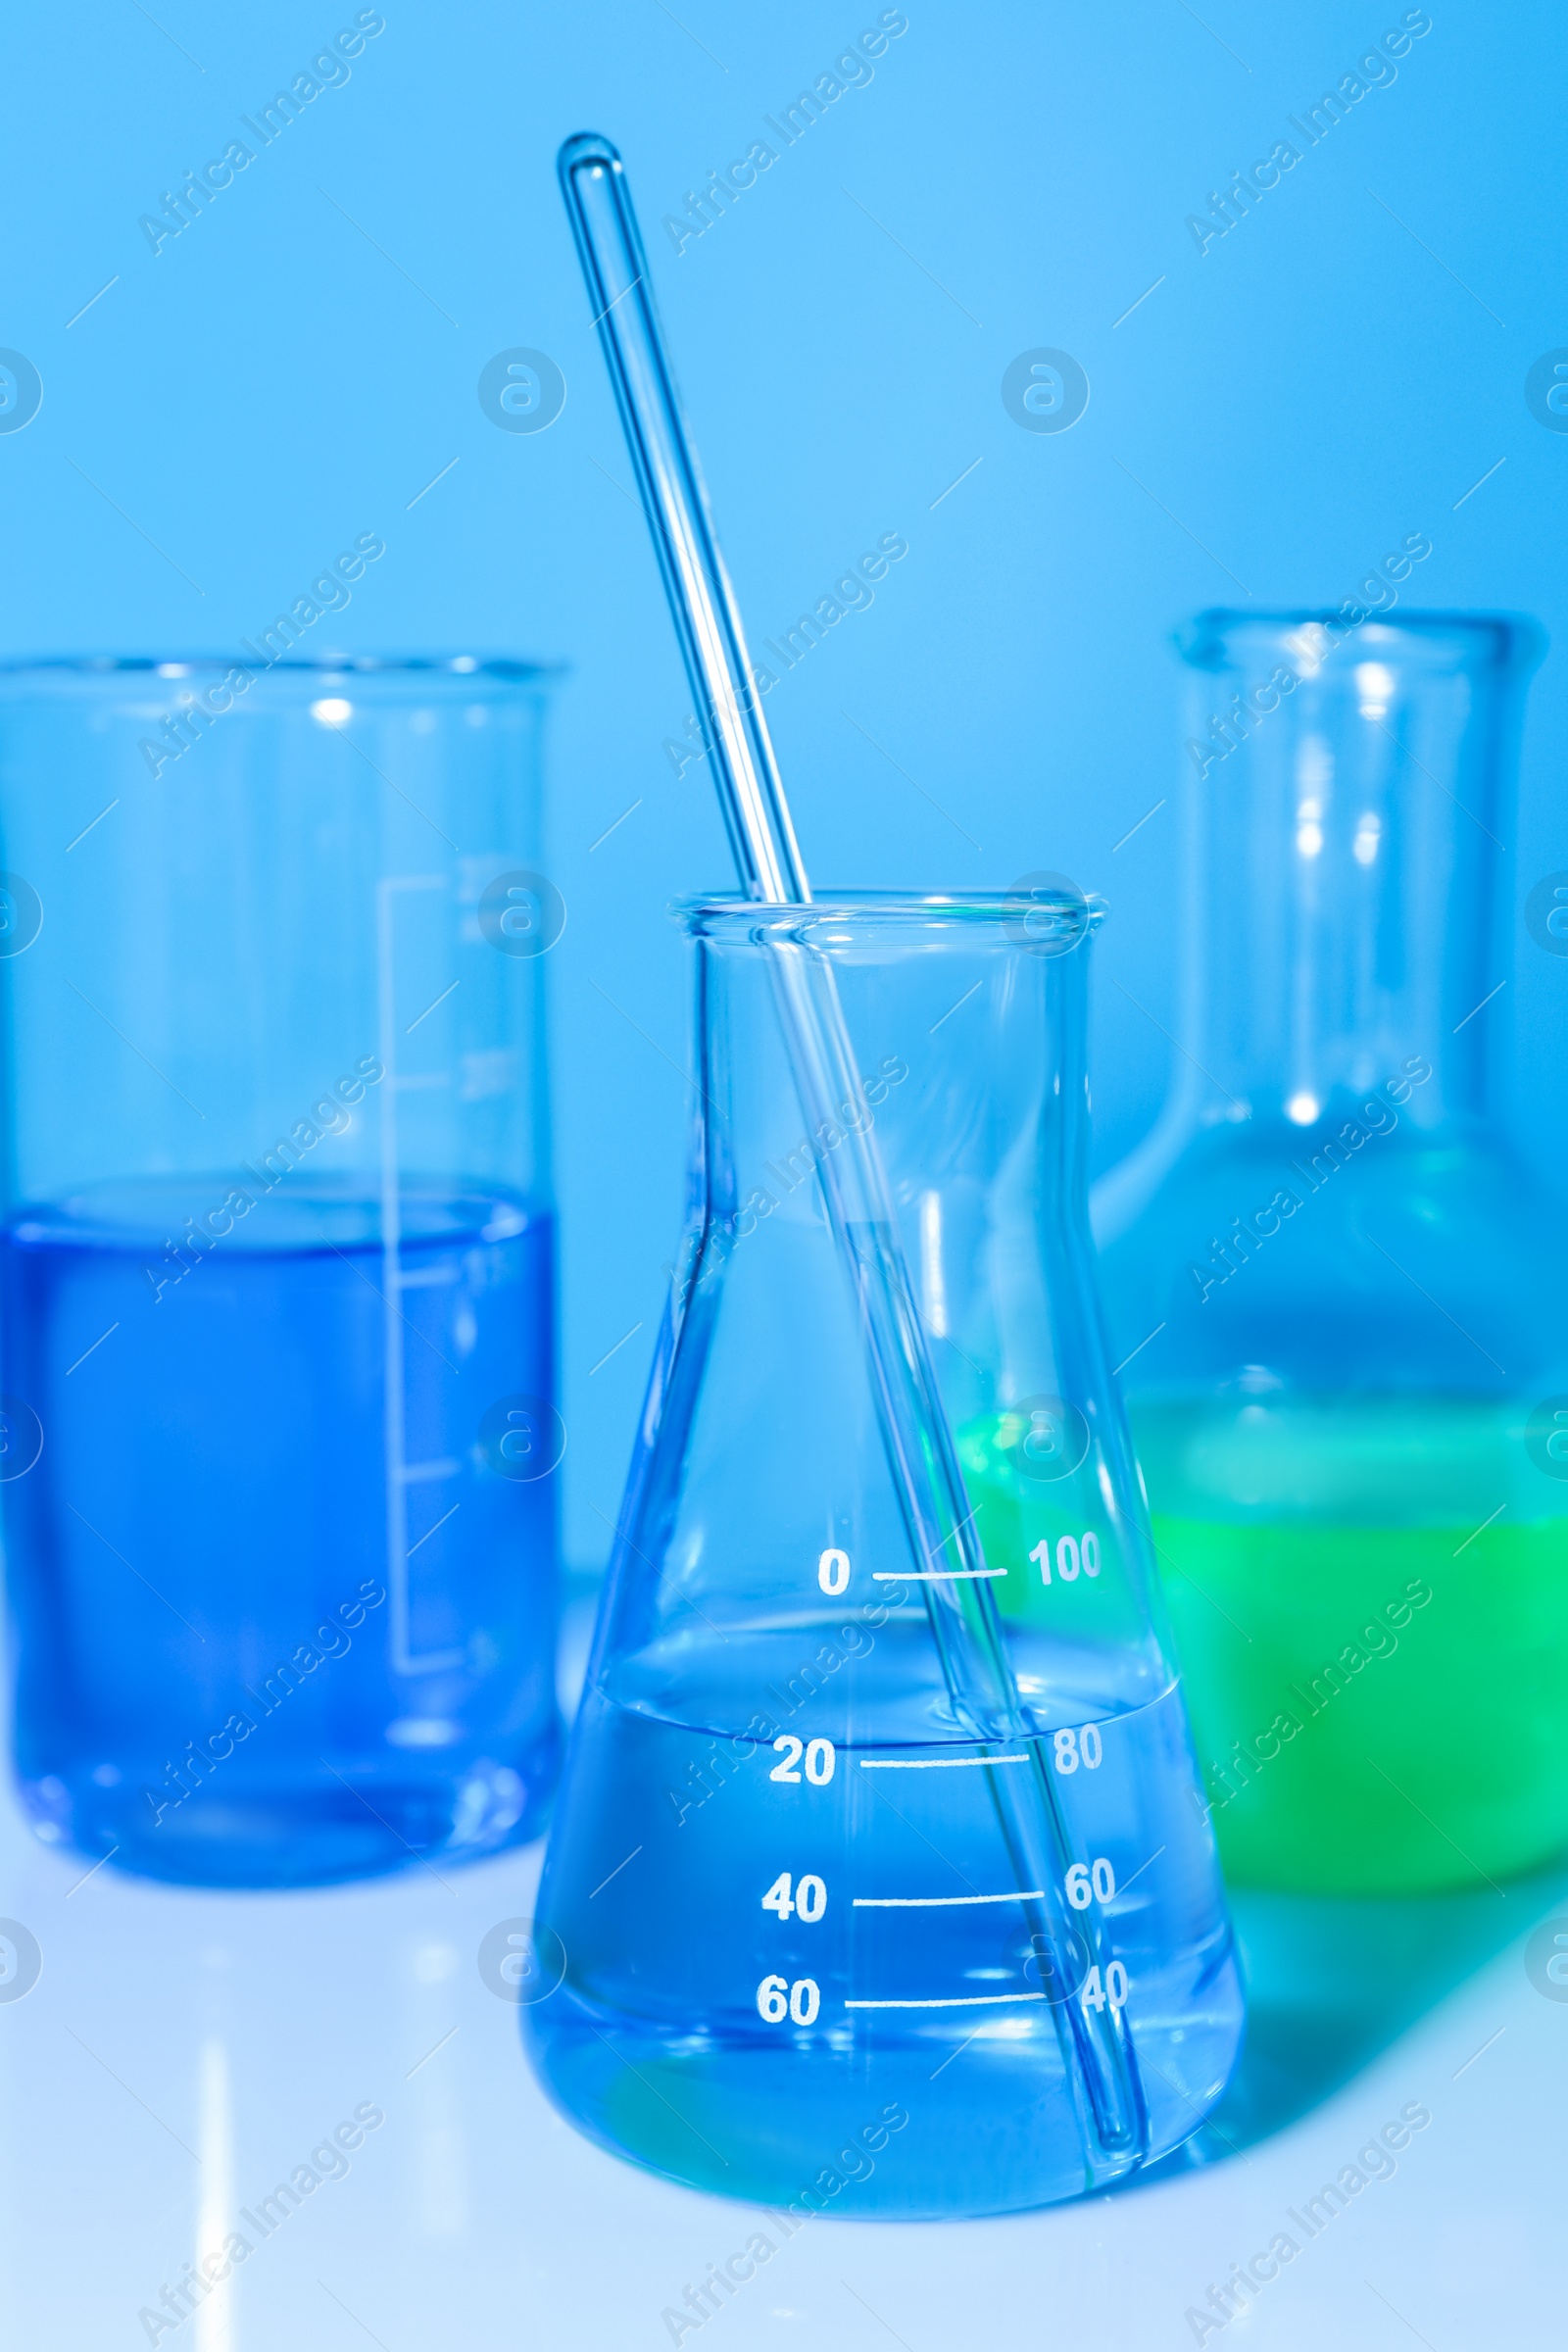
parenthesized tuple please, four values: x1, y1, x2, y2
(4, 1595, 1562, 2351)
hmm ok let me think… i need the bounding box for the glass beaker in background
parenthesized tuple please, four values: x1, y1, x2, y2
(0, 656, 563, 1886)
(1097, 610, 1567, 1893)
(526, 891, 1241, 2218)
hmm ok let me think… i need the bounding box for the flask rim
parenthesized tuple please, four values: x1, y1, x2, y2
(0, 653, 562, 682)
(675, 887, 1103, 955)
(1176, 607, 1545, 677)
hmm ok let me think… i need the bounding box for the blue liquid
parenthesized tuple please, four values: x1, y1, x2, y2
(526, 1625, 1242, 2217)
(0, 1180, 562, 1887)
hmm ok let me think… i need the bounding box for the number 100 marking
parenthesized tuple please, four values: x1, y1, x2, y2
(1028, 1532, 1101, 1585)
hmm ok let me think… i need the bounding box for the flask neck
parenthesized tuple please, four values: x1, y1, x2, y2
(1177, 613, 1539, 1135)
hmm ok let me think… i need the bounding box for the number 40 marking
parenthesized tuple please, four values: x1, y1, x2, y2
(761, 1871, 826, 1922)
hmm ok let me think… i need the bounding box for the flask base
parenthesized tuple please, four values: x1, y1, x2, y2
(524, 1981, 1242, 2219)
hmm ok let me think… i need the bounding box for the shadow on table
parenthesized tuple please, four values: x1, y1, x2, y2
(1145, 1852, 1568, 2180)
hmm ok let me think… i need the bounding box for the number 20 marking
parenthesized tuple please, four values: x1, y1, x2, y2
(771, 1737, 836, 1786)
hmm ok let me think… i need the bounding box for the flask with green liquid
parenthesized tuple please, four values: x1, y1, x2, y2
(1080, 609, 1568, 1894)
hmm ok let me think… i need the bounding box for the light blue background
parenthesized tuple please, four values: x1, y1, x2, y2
(0, 0, 1561, 1568)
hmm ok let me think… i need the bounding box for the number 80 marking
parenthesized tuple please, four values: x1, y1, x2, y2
(1053, 1724, 1102, 1775)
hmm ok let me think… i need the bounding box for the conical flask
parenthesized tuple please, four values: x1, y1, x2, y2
(526, 890, 1242, 2218)
(1097, 609, 1565, 1895)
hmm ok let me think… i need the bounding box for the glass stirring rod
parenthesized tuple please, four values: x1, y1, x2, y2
(557, 130, 1148, 2170)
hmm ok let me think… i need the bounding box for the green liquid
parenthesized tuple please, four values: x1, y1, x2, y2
(1133, 1397, 1568, 1893)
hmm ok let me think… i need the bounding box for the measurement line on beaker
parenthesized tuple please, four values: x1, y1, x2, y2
(846, 1992, 1047, 2010)
(324, 1246, 459, 1374)
(378, 872, 465, 1678)
(853, 1889, 1045, 1907)
(859, 1754, 1029, 1770)
(871, 1568, 1005, 1582)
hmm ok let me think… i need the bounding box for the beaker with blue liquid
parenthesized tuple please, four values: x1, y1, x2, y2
(0, 657, 563, 1886)
(526, 890, 1242, 2216)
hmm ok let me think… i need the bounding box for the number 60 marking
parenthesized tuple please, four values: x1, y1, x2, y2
(757, 1974, 820, 2025)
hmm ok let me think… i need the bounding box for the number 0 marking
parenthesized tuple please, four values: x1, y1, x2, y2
(817, 1547, 851, 1595)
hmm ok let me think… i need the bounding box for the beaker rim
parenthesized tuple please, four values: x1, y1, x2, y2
(675, 887, 1103, 953)
(1177, 607, 1545, 676)
(0, 653, 564, 681)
